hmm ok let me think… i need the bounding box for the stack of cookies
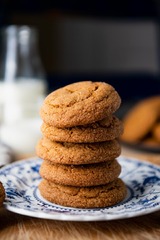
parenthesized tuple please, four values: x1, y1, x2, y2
(36, 81, 127, 208)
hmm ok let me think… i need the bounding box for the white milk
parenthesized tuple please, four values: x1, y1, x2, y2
(0, 118, 42, 155)
(0, 78, 46, 156)
(2, 78, 46, 123)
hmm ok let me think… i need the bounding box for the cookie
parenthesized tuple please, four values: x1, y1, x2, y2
(152, 123, 160, 143)
(121, 96, 160, 143)
(39, 178, 127, 208)
(41, 115, 123, 143)
(142, 137, 160, 147)
(40, 81, 121, 128)
(39, 159, 121, 187)
(36, 138, 121, 165)
(0, 181, 5, 207)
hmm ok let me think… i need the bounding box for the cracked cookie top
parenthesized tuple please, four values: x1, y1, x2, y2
(40, 81, 121, 127)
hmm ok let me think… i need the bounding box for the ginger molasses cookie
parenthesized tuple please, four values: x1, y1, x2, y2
(142, 137, 160, 148)
(40, 81, 121, 128)
(41, 115, 123, 143)
(36, 138, 121, 165)
(0, 181, 5, 207)
(39, 178, 127, 208)
(121, 96, 160, 143)
(152, 123, 160, 143)
(39, 159, 121, 187)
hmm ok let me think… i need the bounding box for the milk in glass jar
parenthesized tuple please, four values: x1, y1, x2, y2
(0, 25, 47, 159)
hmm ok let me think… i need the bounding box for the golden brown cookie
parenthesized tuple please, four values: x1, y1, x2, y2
(40, 81, 121, 128)
(152, 123, 160, 143)
(142, 137, 160, 148)
(39, 159, 121, 187)
(36, 138, 121, 165)
(41, 115, 123, 143)
(121, 96, 160, 143)
(38, 178, 127, 208)
(0, 181, 5, 207)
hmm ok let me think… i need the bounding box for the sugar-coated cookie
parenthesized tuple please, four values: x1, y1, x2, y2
(121, 96, 160, 143)
(40, 81, 121, 128)
(0, 181, 5, 207)
(142, 137, 160, 147)
(39, 178, 127, 208)
(41, 115, 123, 143)
(152, 123, 160, 143)
(36, 138, 121, 165)
(39, 159, 121, 187)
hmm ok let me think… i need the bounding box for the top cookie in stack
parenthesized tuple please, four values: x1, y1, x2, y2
(36, 81, 126, 208)
(40, 81, 121, 128)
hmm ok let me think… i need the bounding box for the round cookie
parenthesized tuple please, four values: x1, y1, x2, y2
(38, 178, 127, 208)
(142, 137, 160, 148)
(41, 115, 123, 143)
(152, 123, 160, 143)
(39, 159, 121, 187)
(0, 181, 5, 207)
(40, 81, 121, 128)
(121, 96, 160, 143)
(36, 138, 121, 165)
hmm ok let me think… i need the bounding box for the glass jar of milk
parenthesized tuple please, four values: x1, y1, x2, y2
(0, 25, 47, 159)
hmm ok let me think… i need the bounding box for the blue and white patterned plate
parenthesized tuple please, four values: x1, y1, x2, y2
(0, 156, 160, 221)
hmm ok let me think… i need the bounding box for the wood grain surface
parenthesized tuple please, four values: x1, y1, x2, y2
(0, 147, 160, 240)
(0, 208, 160, 240)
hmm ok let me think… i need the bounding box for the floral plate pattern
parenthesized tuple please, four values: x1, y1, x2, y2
(0, 156, 160, 221)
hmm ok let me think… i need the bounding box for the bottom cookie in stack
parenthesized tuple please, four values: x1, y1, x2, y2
(39, 178, 126, 208)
